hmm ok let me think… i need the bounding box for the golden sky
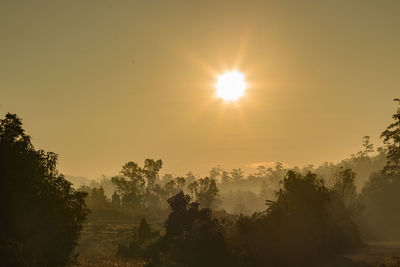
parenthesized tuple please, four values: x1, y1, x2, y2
(1, 0, 399, 178)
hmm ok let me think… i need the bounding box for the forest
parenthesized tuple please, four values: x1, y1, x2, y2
(1, 98, 400, 267)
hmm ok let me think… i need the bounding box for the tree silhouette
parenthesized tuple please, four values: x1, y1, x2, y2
(86, 186, 109, 210)
(233, 171, 361, 266)
(359, 100, 400, 239)
(117, 218, 159, 258)
(147, 191, 234, 267)
(188, 177, 220, 209)
(111, 159, 162, 208)
(381, 98, 400, 174)
(111, 191, 121, 209)
(231, 168, 244, 182)
(331, 168, 360, 217)
(0, 113, 89, 266)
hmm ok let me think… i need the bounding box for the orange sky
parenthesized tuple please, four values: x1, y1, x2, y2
(1, 0, 399, 178)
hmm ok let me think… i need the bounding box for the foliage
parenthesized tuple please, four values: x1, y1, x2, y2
(381, 98, 400, 174)
(87, 186, 110, 210)
(353, 136, 374, 158)
(0, 113, 89, 266)
(331, 168, 361, 217)
(230, 171, 362, 266)
(359, 172, 400, 240)
(112, 191, 122, 209)
(230, 168, 245, 182)
(357, 100, 400, 240)
(114, 170, 363, 266)
(117, 218, 159, 259)
(146, 192, 234, 267)
(111, 160, 163, 208)
(188, 177, 220, 209)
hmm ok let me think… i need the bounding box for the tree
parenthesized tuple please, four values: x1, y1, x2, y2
(362, 136, 374, 157)
(112, 191, 121, 209)
(381, 98, 400, 174)
(148, 192, 234, 267)
(137, 218, 154, 243)
(254, 165, 268, 178)
(175, 176, 186, 190)
(357, 99, 400, 240)
(117, 218, 159, 258)
(164, 191, 194, 238)
(221, 170, 231, 184)
(209, 166, 222, 180)
(111, 159, 162, 208)
(331, 168, 360, 217)
(188, 177, 220, 209)
(231, 168, 244, 182)
(112, 161, 146, 208)
(163, 176, 186, 201)
(86, 186, 109, 210)
(143, 159, 163, 192)
(0, 113, 89, 266)
(185, 171, 197, 185)
(360, 171, 400, 239)
(233, 171, 362, 266)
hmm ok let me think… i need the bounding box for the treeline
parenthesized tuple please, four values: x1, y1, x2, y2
(116, 168, 365, 266)
(83, 99, 400, 265)
(77, 161, 220, 224)
(0, 98, 399, 266)
(79, 135, 387, 218)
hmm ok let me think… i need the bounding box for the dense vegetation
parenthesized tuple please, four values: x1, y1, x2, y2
(0, 114, 89, 266)
(0, 98, 399, 266)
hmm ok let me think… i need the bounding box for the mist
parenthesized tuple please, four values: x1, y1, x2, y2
(2, 1, 400, 266)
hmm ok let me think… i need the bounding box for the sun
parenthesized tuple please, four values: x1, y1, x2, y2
(215, 70, 247, 101)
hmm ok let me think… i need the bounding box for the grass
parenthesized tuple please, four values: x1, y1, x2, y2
(77, 223, 134, 257)
(74, 255, 143, 267)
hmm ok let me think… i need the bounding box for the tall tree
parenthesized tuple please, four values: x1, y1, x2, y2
(331, 168, 360, 216)
(111, 159, 162, 208)
(87, 186, 109, 210)
(159, 192, 233, 267)
(0, 113, 89, 266)
(230, 168, 244, 182)
(188, 177, 220, 209)
(111, 191, 121, 209)
(235, 171, 361, 266)
(381, 98, 400, 174)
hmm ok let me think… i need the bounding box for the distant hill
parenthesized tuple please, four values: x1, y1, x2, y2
(65, 175, 115, 197)
(65, 175, 93, 188)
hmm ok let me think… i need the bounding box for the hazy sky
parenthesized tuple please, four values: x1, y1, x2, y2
(1, 0, 399, 178)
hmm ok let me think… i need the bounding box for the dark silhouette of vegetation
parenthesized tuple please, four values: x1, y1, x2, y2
(381, 98, 400, 175)
(2, 98, 400, 266)
(229, 171, 362, 267)
(140, 192, 234, 267)
(0, 113, 89, 266)
(111, 159, 163, 209)
(112, 190, 122, 209)
(117, 218, 159, 259)
(331, 168, 361, 217)
(188, 177, 220, 209)
(115, 170, 362, 266)
(358, 99, 400, 240)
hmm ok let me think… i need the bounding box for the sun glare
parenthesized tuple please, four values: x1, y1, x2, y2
(215, 70, 247, 101)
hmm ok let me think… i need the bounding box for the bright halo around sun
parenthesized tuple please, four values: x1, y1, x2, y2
(215, 70, 247, 101)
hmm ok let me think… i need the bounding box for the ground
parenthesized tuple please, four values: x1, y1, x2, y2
(324, 242, 400, 267)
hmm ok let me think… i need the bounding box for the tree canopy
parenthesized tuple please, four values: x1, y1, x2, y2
(0, 113, 89, 266)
